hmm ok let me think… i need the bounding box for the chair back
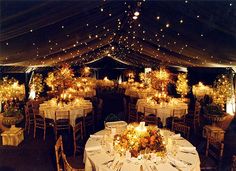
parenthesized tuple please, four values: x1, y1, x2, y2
(25, 105, 30, 117)
(173, 109, 186, 118)
(206, 138, 224, 161)
(194, 104, 201, 116)
(55, 136, 64, 171)
(33, 108, 43, 118)
(55, 110, 70, 128)
(129, 97, 138, 105)
(128, 103, 137, 114)
(172, 122, 190, 139)
(73, 122, 83, 156)
(55, 110, 70, 121)
(144, 107, 157, 116)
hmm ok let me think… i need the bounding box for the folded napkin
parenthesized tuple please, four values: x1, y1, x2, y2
(90, 134, 103, 139)
(179, 146, 196, 152)
(167, 155, 187, 168)
(85, 142, 102, 152)
(171, 134, 181, 138)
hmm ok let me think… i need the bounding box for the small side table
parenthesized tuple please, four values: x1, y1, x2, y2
(1, 126, 24, 146)
(203, 125, 225, 142)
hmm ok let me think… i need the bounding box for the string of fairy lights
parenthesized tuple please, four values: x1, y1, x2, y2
(1, 1, 235, 67)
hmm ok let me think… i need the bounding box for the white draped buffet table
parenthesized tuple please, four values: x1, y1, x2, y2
(136, 99, 188, 126)
(84, 129, 200, 171)
(39, 98, 92, 127)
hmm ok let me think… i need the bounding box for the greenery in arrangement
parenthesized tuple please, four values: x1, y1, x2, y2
(3, 105, 21, 117)
(203, 103, 224, 116)
(105, 113, 121, 122)
(2, 104, 24, 126)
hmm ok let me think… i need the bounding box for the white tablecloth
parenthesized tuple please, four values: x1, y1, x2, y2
(125, 87, 157, 98)
(84, 129, 200, 171)
(136, 99, 188, 126)
(39, 100, 92, 127)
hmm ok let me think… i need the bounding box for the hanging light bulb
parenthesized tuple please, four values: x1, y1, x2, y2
(134, 11, 140, 16)
(133, 16, 138, 20)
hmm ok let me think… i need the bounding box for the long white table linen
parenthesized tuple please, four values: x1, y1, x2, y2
(84, 129, 200, 171)
(136, 99, 188, 126)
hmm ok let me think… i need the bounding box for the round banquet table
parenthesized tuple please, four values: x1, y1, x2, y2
(136, 99, 188, 126)
(39, 100, 92, 127)
(84, 129, 200, 171)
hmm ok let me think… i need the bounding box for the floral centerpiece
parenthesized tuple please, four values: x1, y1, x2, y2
(2, 104, 24, 126)
(113, 122, 166, 158)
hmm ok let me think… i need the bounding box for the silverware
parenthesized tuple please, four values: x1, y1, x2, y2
(169, 162, 182, 171)
(117, 162, 123, 171)
(113, 160, 119, 170)
(180, 151, 196, 155)
(102, 159, 114, 165)
(179, 159, 192, 165)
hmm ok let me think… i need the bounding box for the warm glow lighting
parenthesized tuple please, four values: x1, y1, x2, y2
(134, 11, 140, 16)
(133, 16, 138, 20)
(135, 122, 147, 133)
(103, 76, 108, 81)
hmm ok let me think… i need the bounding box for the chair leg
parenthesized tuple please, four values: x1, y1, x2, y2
(43, 125, 46, 141)
(34, 125, 36, 139)
(28, 122, 30, 134)
(25, 121, 28, 133)
(54, 127, 57, 140)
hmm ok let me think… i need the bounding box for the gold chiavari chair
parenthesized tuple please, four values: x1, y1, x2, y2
(54, 110, 70, 140)
(205, 138, 224, 160)
(200, 137, 224, 170)
(185, 102, 201, 133)
(128, 103, 138, 123)
(171, 108, 187, 130)
(24, 105, 34, 134)
(33, 108, 47, 140)
(144, 107, 158, 126)
(82, 108, 94, 137)
(55, 136, 64, 171)
(172, 122, 190, 139)
(73, 122, 83, 157)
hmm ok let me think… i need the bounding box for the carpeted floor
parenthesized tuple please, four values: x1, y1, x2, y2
(0, 92, 236, 171)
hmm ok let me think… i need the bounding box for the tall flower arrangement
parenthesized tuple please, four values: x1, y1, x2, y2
(45, 64, 75, 96)
(29, 73, 44, 97)
(0, 77, 25, 102)
(176, 73, 189, 97)
(212, 74, 233, 109)
(149, 67, 171, 92)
